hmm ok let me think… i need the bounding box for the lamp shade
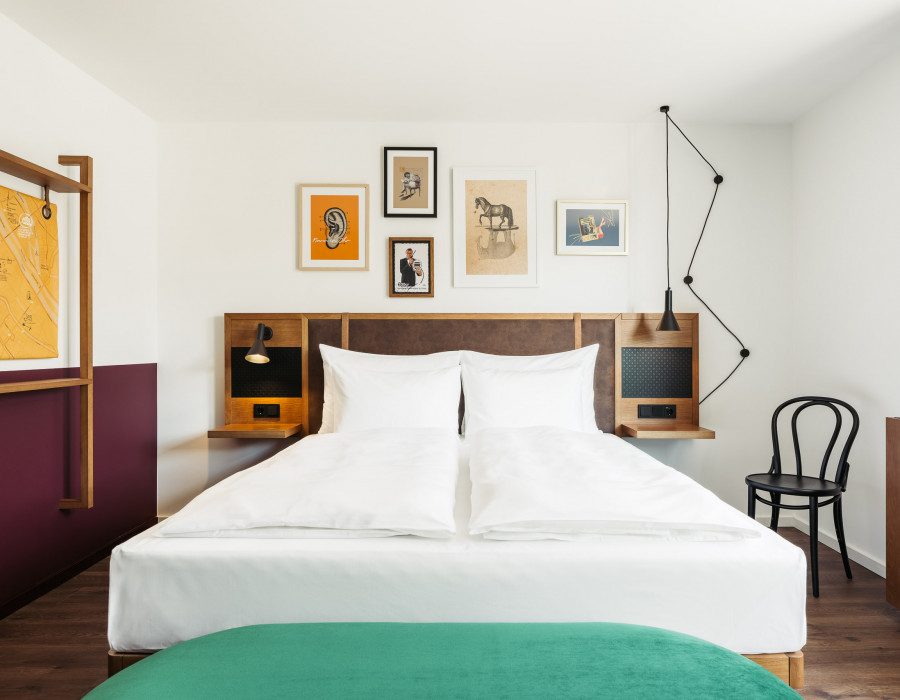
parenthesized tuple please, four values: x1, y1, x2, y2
(657, 288, 680, 332)
(245, 323, 273, 364)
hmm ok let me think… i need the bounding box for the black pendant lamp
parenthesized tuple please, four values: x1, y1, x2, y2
(658, 106, 680, 332)
(245, 323, 273, 364)
(655, 105, 751, 403)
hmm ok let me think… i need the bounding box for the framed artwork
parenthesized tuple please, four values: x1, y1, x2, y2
(384, 147, 437, 218)
(452, 167, 537, 287)
(298, 184, 369, 270)
(556, 199, 628, 255)
(388, 237, 434, 297)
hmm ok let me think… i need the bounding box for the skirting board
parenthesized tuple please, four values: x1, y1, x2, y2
(755, 515, 885, 578)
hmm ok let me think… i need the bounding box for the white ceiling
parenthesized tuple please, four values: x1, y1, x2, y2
(2, 0, 900, 123)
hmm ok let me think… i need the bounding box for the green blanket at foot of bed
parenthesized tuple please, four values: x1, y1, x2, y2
(88, 622, 800, 699)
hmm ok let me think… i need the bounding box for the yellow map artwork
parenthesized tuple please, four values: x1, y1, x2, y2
(0, 185, 59, 359)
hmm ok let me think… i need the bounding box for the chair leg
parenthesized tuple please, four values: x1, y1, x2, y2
(809, 497, 819, 598)
(833, 497, 853, 580)
(769, 492, 781, 532)
(747, 485, 756, 519)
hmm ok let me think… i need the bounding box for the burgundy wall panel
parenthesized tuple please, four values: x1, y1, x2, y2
(0, 363, 157, 614)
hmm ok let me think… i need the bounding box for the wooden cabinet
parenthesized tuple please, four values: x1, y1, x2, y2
(888, 418, 900, 608)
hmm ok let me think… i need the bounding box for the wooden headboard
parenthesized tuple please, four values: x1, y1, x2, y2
(219, 312, 708, 438)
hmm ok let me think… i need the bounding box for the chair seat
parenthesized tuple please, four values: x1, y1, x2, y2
(746, 473, 842, 496)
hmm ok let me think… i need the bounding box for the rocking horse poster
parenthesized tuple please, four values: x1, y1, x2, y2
(298, 184, 369, 270)
(384, 147, 437, 218)
(452, 167, 538, 287)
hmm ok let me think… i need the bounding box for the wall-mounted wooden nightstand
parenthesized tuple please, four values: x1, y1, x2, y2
(208, 423, 303, 439)
(209, 314, 305, 440)
(619, 423, 715, 439)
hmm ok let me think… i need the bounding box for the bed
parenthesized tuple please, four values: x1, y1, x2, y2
(107, 313, 806, 689)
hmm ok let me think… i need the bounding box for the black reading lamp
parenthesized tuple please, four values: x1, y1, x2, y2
(658, 105, 751, 401)
(245, 323, 273, 364)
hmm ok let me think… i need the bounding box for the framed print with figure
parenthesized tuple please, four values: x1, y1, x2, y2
(556, 199, 628, 255)
(384, 147, 437, 218)
(452, 167, 537, 287)
(389, 237, 434, 297)
(298, 184, 369, 270)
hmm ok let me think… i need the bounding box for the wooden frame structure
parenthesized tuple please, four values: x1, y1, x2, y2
(0, 149, 93, 509)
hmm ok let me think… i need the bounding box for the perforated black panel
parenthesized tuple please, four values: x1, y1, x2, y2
(231, 347, 302, 397)
(621, 347, 692, 398)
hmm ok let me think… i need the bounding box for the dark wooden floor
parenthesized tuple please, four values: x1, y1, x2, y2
(0, 528, 898, 698)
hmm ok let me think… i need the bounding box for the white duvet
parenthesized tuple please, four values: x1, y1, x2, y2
(469, 426, 760, 541)
(158, 428, 460, 539)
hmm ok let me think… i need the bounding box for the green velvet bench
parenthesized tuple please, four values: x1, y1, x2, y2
(91, 623, 801, 699)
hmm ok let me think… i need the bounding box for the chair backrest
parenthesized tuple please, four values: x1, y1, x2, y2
(770, 396, 859, 488)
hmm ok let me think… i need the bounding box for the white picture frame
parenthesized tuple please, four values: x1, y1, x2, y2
(452, 167, 538, 287)
(556, 199, 628, 256)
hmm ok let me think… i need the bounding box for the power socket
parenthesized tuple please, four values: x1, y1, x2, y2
(637, 404, 676, 419)
(253, 404, 280, 419)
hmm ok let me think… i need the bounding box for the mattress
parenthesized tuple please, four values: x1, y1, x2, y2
(109, 440, 806, 654)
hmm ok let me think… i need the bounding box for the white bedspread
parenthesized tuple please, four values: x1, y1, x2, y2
(158, 428, 459, 539)
(469, 427, 759, 541)
(109, 436, 806, 655)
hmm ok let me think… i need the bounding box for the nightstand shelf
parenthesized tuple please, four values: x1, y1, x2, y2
(619, 423, 715, 439)
(208, 423, 303, 439)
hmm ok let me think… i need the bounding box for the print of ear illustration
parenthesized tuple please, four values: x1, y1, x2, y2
(324, 207, 348, 249)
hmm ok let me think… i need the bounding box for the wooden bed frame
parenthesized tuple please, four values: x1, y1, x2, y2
(108, 648, 803, 688)
(110, 312, 804, 689)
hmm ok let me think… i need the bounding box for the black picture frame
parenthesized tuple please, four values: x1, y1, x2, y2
(383, 147, 437, 218)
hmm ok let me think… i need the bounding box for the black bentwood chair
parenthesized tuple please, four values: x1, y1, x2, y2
(746, 397, 859, 598)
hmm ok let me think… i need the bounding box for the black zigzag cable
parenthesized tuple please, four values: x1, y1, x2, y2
(664, 110, 750, 404)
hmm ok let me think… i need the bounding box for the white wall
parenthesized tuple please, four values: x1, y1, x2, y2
(3, 4, 892, 577)
(0, 13, 158, 370)
(790, 45, 900, 574)
(157, 121, 793, 514)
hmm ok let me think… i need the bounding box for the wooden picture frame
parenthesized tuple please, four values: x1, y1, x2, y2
(452, 167, 538, 287)
(298, 184, 369, 270)
(556, 199, 628, 255)
(384, 147, 437, 218)
(388, 237, 434, 297)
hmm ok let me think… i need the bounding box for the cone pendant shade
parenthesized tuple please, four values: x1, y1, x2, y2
(658, 288, 680, 332)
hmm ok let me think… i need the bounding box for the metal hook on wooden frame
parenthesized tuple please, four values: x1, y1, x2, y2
(41, 186, 52, 219)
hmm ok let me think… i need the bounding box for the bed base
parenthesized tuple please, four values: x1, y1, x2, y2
(108, 648, 804, 689)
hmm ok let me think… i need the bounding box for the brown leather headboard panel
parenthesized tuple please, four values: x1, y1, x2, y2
(582, 318, 616, 433)
(348, 318, 576, 356)
(306, 318, 342, 434)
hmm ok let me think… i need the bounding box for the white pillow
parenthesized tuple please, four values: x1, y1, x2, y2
(319, 345, 460, 433)
(332, 363, 462, 433)
(460, 345, 599, 434)
(462, 367, 586, 435)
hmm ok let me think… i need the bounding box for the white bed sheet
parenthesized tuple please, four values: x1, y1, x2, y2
(109, 439, 806, 655)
